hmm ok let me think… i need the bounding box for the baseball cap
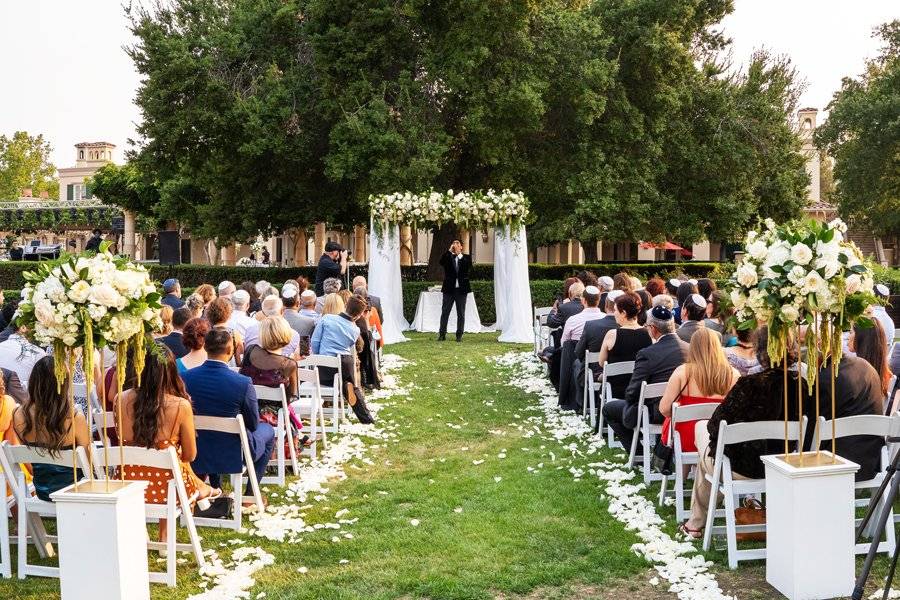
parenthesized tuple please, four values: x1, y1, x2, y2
(163, 278, 179, 293)
(325, 241, 344, 252)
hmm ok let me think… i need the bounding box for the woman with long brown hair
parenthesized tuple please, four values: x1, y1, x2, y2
(850, 321, 893, 412)
(116, 347, 216, 540)
(13, 356, 91, 501)
(659, 327, 740, 453)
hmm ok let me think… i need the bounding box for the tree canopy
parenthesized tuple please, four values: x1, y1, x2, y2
(816, 20, 900, 239)
(0, 131, 58, 201)
(124, 0, 808, 250)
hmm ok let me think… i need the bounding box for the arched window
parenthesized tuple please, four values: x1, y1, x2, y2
(79, 150, 84, 159)
(801, 118, 812, 130)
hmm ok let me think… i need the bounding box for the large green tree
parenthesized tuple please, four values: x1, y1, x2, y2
(816, 20, 900, 239)
(0, 131, 58, 200)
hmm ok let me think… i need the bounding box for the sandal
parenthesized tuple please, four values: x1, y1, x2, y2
(679, 522, 703, 539)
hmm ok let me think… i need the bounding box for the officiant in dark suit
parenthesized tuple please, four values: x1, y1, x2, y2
(438, 239, 472, 342)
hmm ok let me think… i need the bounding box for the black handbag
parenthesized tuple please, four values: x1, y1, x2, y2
(651, 440, 675, 476)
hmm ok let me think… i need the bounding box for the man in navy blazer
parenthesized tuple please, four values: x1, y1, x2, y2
(182, 327, 275, 503)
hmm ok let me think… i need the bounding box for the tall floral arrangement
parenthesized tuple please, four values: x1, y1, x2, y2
(368, 189, 529, 235)
(729, 217, 876, 389)
(16, 242, 161, 394)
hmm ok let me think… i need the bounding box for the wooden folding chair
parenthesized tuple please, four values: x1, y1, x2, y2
(191, 416, 265, 531)
(600, 361, 635, 448)
(254, 384, 299, 485)
(626, 381, 668, 483)
(657, 401, 721, 521)
(93, 445, 206, 586)
(0, 443, 92, 579)
(702, 418, 806, 569)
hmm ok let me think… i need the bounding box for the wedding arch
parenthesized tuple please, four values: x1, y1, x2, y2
(367, 190, 533, 344)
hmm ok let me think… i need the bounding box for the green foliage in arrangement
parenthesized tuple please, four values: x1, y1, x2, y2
(816, 20, 900, 239)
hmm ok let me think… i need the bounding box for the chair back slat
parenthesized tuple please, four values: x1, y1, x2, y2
(672, 402, 720, 425)
(3, 444, 89, 469)
(820, 414, 900, 439)
(585, 351, 601, 366)
(99, 445, 179, 470)
(721, 418, 805, 445)
(296, 368, 322, 385)
(640, 381, 668, 401)
(534, 306, 553, 318)
(194, 415, 243, 434)
(603, 361, 635, 378)
(299, 355, 340, 369)
(253, 384, 286, 402)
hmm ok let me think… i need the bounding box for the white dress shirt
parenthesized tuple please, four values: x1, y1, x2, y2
(561, 307, 604, 343)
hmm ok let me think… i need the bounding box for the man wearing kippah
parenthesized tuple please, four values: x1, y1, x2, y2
(160, 278, 185, 309)
(872, 284, 895, 350)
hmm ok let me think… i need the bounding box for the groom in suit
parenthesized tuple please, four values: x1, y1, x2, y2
(438, 239, 472, 342)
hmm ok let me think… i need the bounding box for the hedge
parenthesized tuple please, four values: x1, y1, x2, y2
(0, 261, 731, 290)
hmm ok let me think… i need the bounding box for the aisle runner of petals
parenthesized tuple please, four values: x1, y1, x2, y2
(492, 351, 736, 600)
(186, 355, 411, 599)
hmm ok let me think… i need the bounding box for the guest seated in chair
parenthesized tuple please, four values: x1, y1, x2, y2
(176, 318, 211, 374)
(676, 293, 722, 344)
(559, 285, 604, 410)
(602, 304, 687, 451)
(594, 291, 653, 406)
(11, 356, 90, 501)
(116, 347, 216, 540)
(183, 328, 275, 507)
(543, 279, 585, 391)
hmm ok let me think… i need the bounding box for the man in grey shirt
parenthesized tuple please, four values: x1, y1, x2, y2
(282, 287, 316, 338)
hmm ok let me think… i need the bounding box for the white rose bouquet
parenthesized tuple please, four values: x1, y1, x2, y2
(728, 217, 876, 387)
(16, 242, 162, 391)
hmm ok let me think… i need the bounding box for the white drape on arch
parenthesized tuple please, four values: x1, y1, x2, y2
(493, 225, 533, 343)
(368, 222, 409, 345)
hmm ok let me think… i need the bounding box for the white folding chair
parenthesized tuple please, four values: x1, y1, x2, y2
(627, 381, 668, 483)
(292, 367, 327, 457)
(702, 418, 806, 569)
(298, 355, 343, 433)
(254, 384, 299, 485)
(191, 416, 265, 531)
(583, 351, 601, 424)
(657, 401, 721, 521)
(72, 382, 102, 435)
(93, 445, 206, 586)
(533, 307, 552, 355)
(886, 374, 898, 415)
(1, 470, 12, 578)
(819, 414, 899, 555)
(0, 443, 92, 579)
(598, 361, 635, 446)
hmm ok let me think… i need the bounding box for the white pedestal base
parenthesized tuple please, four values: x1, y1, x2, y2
(51, 480, 150, 600)
(762, 452, 858, 600)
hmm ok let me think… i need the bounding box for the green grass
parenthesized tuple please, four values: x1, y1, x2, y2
(2, 333, 651, 600)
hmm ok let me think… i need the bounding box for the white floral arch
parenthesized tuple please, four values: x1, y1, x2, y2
(367, 190, 533, 344)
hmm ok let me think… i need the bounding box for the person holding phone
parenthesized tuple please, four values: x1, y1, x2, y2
(438, 239, 472, 342)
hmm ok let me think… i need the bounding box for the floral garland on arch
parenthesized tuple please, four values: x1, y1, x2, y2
(728, 217, 877, 389)
(368, 189, 529, 236)
(16, 242, 162, 393)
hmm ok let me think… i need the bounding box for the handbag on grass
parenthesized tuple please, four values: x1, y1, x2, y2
(651, 440, 675, 475)
(734, 498, 766, 542)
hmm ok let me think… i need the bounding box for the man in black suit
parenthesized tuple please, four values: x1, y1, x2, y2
(160, 307, 191, 359)
(438, 239, 472, 342)
(603, 304, 687, 450)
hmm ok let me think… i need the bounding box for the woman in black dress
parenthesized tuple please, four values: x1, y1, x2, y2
(597, 291, 652, 399)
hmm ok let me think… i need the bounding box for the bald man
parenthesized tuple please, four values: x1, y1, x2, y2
(351, 275, 383, 323)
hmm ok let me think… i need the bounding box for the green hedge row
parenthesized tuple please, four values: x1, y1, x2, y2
(0, 261, 729, 290)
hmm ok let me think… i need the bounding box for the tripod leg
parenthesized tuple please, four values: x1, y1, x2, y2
(883, 540, 900, 600)
(853, 466, 900, 600)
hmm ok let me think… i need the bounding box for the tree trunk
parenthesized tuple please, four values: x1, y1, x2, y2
(581, 240, 598, 263)
(427, 223, 460, 281)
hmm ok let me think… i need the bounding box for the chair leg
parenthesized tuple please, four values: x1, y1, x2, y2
(285, 418, 299, 476)
(1, 498, 9, 579)
(277, 412, 286, 484)
(722, 483, 739, 569)
(702, 467, 720, 551)
(658, 475, 668, 506)
(627, 418, 641, 469)
(675, 465, 685, 522)
(319, 405, 328, 450)
(16, 497, 25, 579)
(232, 473, 243, 530)
(642, 412, 651, 484)
(166, 496, 176, 587)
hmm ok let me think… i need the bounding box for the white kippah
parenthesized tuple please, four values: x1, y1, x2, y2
(300, 289, 316, 299)
(875, 284, 890, 297)
(690, 293, 707, 308)
(688, 278, 698, 285)
(584, 285, 600, 295)
(599, 276, 614, 287)
(218, 280, 234, 292)
(607, 289, 625, 301)
(669, 278, 681, 288)
(282, 286, 298, 299)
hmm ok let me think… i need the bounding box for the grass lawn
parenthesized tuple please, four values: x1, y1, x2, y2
(4, 332, 894, 599)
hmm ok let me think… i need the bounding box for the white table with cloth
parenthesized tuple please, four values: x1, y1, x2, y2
(411, 289, 484, 333)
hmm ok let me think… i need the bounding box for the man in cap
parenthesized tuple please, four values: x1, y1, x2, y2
(161, 278, 185, 309)
(873, 284, 895, 350)
(299, 290, 319, 320)
(314, 241, 348, 296)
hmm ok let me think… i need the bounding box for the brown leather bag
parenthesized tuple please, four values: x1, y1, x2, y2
(734, 498, 766, 542)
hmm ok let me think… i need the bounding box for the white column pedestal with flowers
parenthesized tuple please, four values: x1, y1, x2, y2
(52, 480, 151, 600)
(17, 242, 164, 599)
(762, 453, 859, 600)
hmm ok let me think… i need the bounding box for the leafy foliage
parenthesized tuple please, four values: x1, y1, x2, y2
(0, 131, 58, 200)
(816, 20, 900, 239)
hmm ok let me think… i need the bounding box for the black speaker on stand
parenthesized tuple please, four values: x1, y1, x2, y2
(158, 231, 181, 265)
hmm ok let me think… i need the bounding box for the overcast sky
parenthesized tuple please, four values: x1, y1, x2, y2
(0, 0, 896, 169)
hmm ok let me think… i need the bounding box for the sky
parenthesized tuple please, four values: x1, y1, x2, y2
(0, 0, 896, 169)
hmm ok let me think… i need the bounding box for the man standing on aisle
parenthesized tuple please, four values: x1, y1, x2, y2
(438, 238, 472, 342)
(314, 241, 348, 296)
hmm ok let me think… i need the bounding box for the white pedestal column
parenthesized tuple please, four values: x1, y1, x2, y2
(761, 452, 858, 600)
(51, 480, 150, 600)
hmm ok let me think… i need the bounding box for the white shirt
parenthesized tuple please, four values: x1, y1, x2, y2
(227, 310, 257, 338)
(0, 333, 47, 389)
(561, 307, 604, 343)
(454, 254, 461, 288)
